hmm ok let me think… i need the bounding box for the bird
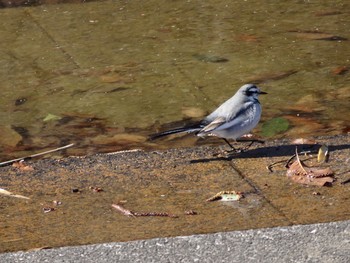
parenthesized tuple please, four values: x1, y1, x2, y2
(150, 84, 267, 150)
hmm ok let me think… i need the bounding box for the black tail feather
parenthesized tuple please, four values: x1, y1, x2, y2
(149, 124, 202, 141)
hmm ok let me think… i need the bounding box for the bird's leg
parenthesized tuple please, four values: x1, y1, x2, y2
(212, 138, 239, 157)
(213, 138, 263, 157)
(222, 138, 235, 150)
(222, 138, 242, 153)
(236, 139, 265, 151)
(222, 138, 265, 154)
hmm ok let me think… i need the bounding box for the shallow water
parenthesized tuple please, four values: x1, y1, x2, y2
(0, 0, 349, 161)
(0, 1, 350, 253)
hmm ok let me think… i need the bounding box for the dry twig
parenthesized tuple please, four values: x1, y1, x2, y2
(0, 143, 74, 167)
(111, 204, 178, 218)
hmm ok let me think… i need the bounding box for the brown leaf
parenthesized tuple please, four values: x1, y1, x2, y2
(317, 145, 328, 163)
(289, 174, 334, 186)
(287, 159, 334, 186)
(332, 66, 348, 75)
(206, 191, 244, 202)
(12, 161, 34, 171)
(184, 210, 198, 215)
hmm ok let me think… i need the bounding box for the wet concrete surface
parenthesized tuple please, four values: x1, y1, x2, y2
(1, 134, 349, 253)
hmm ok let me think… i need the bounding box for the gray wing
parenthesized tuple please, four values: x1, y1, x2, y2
(198, 116, 226, 134)
(198, 102, 259, 137)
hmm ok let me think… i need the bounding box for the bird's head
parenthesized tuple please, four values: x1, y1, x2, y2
(240, 84, 267, 102)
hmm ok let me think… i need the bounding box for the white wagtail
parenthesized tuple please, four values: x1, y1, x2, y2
(150, 84, 267, 150)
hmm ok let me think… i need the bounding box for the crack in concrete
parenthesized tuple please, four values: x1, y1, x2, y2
(229, 161, 294, 225)
(24, 9, 81, 69)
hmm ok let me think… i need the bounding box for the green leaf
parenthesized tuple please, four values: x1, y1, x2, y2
(43, 113, 61, 122)
(261, 117, 289, 137)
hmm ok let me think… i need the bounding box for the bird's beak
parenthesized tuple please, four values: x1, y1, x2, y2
(259, 91, 268, 95)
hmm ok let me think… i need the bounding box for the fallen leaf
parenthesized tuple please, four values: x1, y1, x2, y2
(332, 66, 348, 75)
(317, 145, 328, 163)
(206, 191, 244, 202)
(43, 113, 61, 122)
(111, 204, 178, 218)
(184, 210, 198, 215)
(288, 173, 334, 186)
(89, 186, 103, 192)
(286, 149, 334, 186)
(12, 161, 34, 171)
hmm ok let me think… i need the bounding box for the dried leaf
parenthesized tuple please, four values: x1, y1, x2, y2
(286, 156, 334, 186)
(332, 66, 348, 75)
(111, 204, 178, 218)
(89, 186, 103, 192)
(317, 145, 328, 163)
(289, 174, 334, 186)
(112, 204, 135, 217)
(43, 113, 61, 122)
(206, 191, 244, 202)
(184, 210, 198, 215)
(12, 161, 34, 171)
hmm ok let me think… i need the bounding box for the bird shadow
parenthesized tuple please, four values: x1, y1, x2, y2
(190, 143, 350, 164)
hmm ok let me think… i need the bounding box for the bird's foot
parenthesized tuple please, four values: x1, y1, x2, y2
(236, 139, 265, 151)
(212, 147, 242, 158)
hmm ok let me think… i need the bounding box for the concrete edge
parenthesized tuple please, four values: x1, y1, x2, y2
(1, 220, 349, 263)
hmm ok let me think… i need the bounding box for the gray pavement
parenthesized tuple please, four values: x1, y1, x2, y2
(1, 220, 349, 263)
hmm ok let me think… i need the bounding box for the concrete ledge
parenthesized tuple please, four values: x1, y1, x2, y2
(1, 220, 349, 263)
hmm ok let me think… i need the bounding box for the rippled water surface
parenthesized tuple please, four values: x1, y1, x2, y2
(0, 0, 349, 161)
